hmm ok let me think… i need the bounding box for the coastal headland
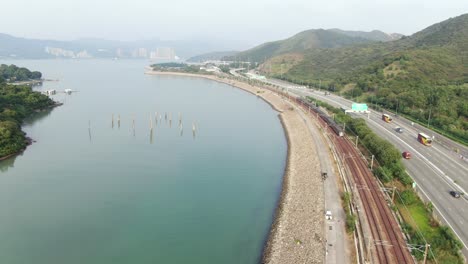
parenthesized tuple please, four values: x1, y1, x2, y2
(145, 70, 325, 263)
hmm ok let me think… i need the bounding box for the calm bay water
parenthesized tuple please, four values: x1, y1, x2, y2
(0, 59, 286, 264)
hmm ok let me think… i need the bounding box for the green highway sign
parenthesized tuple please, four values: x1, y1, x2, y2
(351, 103, 368, 111)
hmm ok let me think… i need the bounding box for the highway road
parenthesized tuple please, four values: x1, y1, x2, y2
(258, 76, 468, 257)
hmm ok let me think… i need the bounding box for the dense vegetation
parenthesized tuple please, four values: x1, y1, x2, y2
(227, 29, 390, 63)
(0, 64, 42, 82)
(258, 14, 468, 144)
(0, 78, 55, 158)
(311, 97, 463, 263)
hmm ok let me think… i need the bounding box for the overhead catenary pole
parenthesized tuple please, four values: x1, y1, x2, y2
(423, 244, 431, 264)
(366, 237, 372, 262)
(370, 155, 375, 170)
(391, 186, 396, 204)
(355, 136, 359, 147)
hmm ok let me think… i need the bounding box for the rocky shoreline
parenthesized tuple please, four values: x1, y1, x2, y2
(145, 70, 325, 263)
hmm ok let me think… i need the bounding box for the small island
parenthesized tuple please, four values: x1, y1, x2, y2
(0, 64, 57, 160)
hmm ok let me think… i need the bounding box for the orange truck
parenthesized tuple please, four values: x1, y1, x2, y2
(418, 133, 433, 146)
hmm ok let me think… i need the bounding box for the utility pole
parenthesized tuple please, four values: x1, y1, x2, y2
(355, 136, 359, 147)
(395, 99, 399, 116)
(427, 108, 432, 128)
(343, 123, 346, 133)
(370, 155, 375, 170)
(423, 244, 431, 264)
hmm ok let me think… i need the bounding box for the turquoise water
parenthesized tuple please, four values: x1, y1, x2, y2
(0, 60, 286, 264)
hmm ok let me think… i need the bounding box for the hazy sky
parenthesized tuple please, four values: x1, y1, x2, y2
(1, 0, 467, 47)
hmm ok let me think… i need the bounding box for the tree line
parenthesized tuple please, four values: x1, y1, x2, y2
(0, 64, 42, 82)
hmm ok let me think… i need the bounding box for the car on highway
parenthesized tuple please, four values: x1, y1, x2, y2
(396, 127, 404, 133)
(450, 191, 461, 198)
(402, 151, 411, 159)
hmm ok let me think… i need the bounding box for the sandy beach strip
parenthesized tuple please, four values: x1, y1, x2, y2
(145, 70, 325, 263)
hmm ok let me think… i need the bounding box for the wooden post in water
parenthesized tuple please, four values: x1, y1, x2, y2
(180, 123, 183, 136)
(192, 122, 196, 139)
(112, 114, 114, 128)
(165, 112, 167, 122)
(132, 115, 135, 137)
(150, 114, 153, 131)
(88, 120, 92, 142)
(169, 113, 172, 128)
(155, 112, 158, 125)
(118, 114, 121, 128)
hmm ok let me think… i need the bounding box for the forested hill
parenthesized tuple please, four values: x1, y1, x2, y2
(228, 28, 401, 63)
(259, 13, 468, 144)
(187, 51, 238, 62)
(0, 67, 55, 159)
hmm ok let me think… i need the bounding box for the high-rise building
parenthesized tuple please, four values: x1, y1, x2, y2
(150, 47, 175, 60)
(138, 48, 148, 58)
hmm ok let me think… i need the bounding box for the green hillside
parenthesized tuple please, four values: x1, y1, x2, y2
(259, 14, 468, 144)
(229, 29, 388, 63)
(329, 29, 403, 42)
(187, 51, 238, 62)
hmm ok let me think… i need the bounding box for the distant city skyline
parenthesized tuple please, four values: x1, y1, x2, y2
(0, 0, 466, 48)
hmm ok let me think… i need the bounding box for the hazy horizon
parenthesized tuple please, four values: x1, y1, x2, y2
(1, 0, 467, 49)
